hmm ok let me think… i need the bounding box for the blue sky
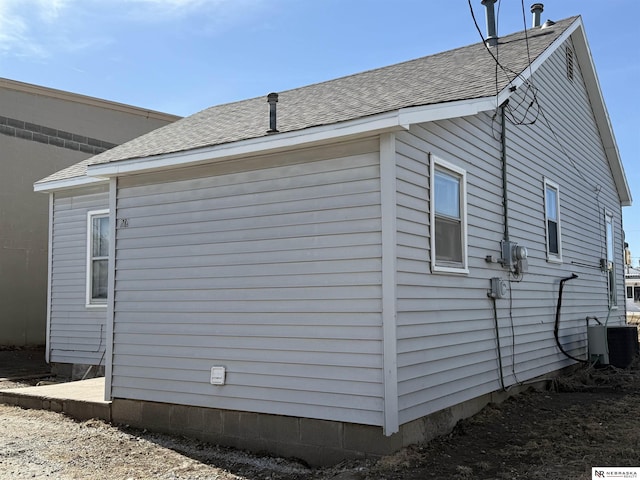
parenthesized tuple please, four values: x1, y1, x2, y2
(1, 0, 638, 262)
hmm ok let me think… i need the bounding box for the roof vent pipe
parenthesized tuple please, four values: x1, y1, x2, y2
(482, 0, 498, 47)
(267, 92, 279, 134)
(530, 3, 544, 28)
(481, 0, 498, 47)
(541, 19, 556, 29)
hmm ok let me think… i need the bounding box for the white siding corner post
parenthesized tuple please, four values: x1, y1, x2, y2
(45, 193, 54, 364)
(104, 178, 117, 401)
(380, 133, 399, 435)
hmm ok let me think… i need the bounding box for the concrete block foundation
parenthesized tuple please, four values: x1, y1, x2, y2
(51, 362, 104, 381)
(110, 377, 553, 466)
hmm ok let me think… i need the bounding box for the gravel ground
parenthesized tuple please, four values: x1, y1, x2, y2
(1, 358, 640, 480)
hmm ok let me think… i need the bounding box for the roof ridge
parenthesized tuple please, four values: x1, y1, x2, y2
(35, 16, 581, 187)
(187, 16, 582, 113)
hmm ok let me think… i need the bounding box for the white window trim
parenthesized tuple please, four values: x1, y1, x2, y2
(605, 210, 618, 309)
(86, 209, 110, 309)
(430, 155, 469, 274)
(543, 178, 563, 263)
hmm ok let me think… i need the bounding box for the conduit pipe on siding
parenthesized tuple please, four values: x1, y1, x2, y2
(489, 102, 510, 392)
(491, 296, 507, 391)
(554, 273, 588, 363)
(500, 101, 509, 243)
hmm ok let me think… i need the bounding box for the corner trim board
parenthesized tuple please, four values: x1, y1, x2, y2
(45, 193, 53, 364)
(104, 178, 117, 401)
(380, 132, 399, 435)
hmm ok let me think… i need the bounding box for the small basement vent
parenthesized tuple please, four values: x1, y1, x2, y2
(566, 46, 574, 81)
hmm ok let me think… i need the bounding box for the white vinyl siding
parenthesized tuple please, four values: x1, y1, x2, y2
(50, 186, 109, 365)
(110, 150, 385, 425)
(394, 37, 625, 426)
(95, 38, 626, 431)
(395, 115, 506, 425)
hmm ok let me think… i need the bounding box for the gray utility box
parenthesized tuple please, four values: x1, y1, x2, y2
(587, 325, 609, 365)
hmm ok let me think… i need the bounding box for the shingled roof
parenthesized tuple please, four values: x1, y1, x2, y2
(38, 17, 577, 185)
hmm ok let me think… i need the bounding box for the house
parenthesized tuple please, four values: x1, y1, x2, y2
(34, 8, 632, 465)
(625, 265, 640, 323)
(0, 78, 180, 351)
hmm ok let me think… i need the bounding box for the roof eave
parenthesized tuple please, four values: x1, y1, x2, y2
(570, 19, 632, 206)
(86, 111, 410, 178)
(494, 17, 631, 207)
(34, 175, 108, 193)
(86, 97, 508, 178)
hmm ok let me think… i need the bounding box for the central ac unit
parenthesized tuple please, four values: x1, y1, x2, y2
(587, 325, 638, 368)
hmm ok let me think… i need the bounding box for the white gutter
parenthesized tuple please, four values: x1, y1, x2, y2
(85, 96, 517, 179)
(43, 17, 631, 206)
(398, 96, 502, 126)
(34, 175, 107, 193)
(87, 111, 410, 177)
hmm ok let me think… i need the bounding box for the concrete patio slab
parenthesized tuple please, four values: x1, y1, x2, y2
(0, 377, 111, 421)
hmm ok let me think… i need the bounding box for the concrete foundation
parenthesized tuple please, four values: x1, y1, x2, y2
(51, 362, 104, 381)
(0, 372, 562, 466)
(111, 377, 554, 466)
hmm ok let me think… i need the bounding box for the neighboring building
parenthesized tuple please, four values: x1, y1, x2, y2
(35, 12, 632, 464)
(0, 78, 180, 347)
(626, 266, 640, 323)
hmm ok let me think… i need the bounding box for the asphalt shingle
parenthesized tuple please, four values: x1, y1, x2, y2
(37, 17, 576, 185)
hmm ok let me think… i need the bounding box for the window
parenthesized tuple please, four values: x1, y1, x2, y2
(544, 179, 562, 262)
(605, 212, 617, 308)
(87, 210, 109, 307)
(629, 286, 634, 299)
(430, 156, 467, 273)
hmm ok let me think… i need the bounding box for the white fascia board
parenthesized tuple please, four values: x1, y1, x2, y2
(397, 96, 500, 125)
(511, 17, 630, 206)
(569, 21, 631, 206)
(87, 112, 409, 177)
(409, 18, 582, 124)
(394, 28, 592, 128)
(34, 175, 108, 193)
(497, 18, 630, 206)
(497, 19, 581, 99)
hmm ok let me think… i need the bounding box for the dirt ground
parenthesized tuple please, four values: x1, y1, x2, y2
(1, 359, 640, 480)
